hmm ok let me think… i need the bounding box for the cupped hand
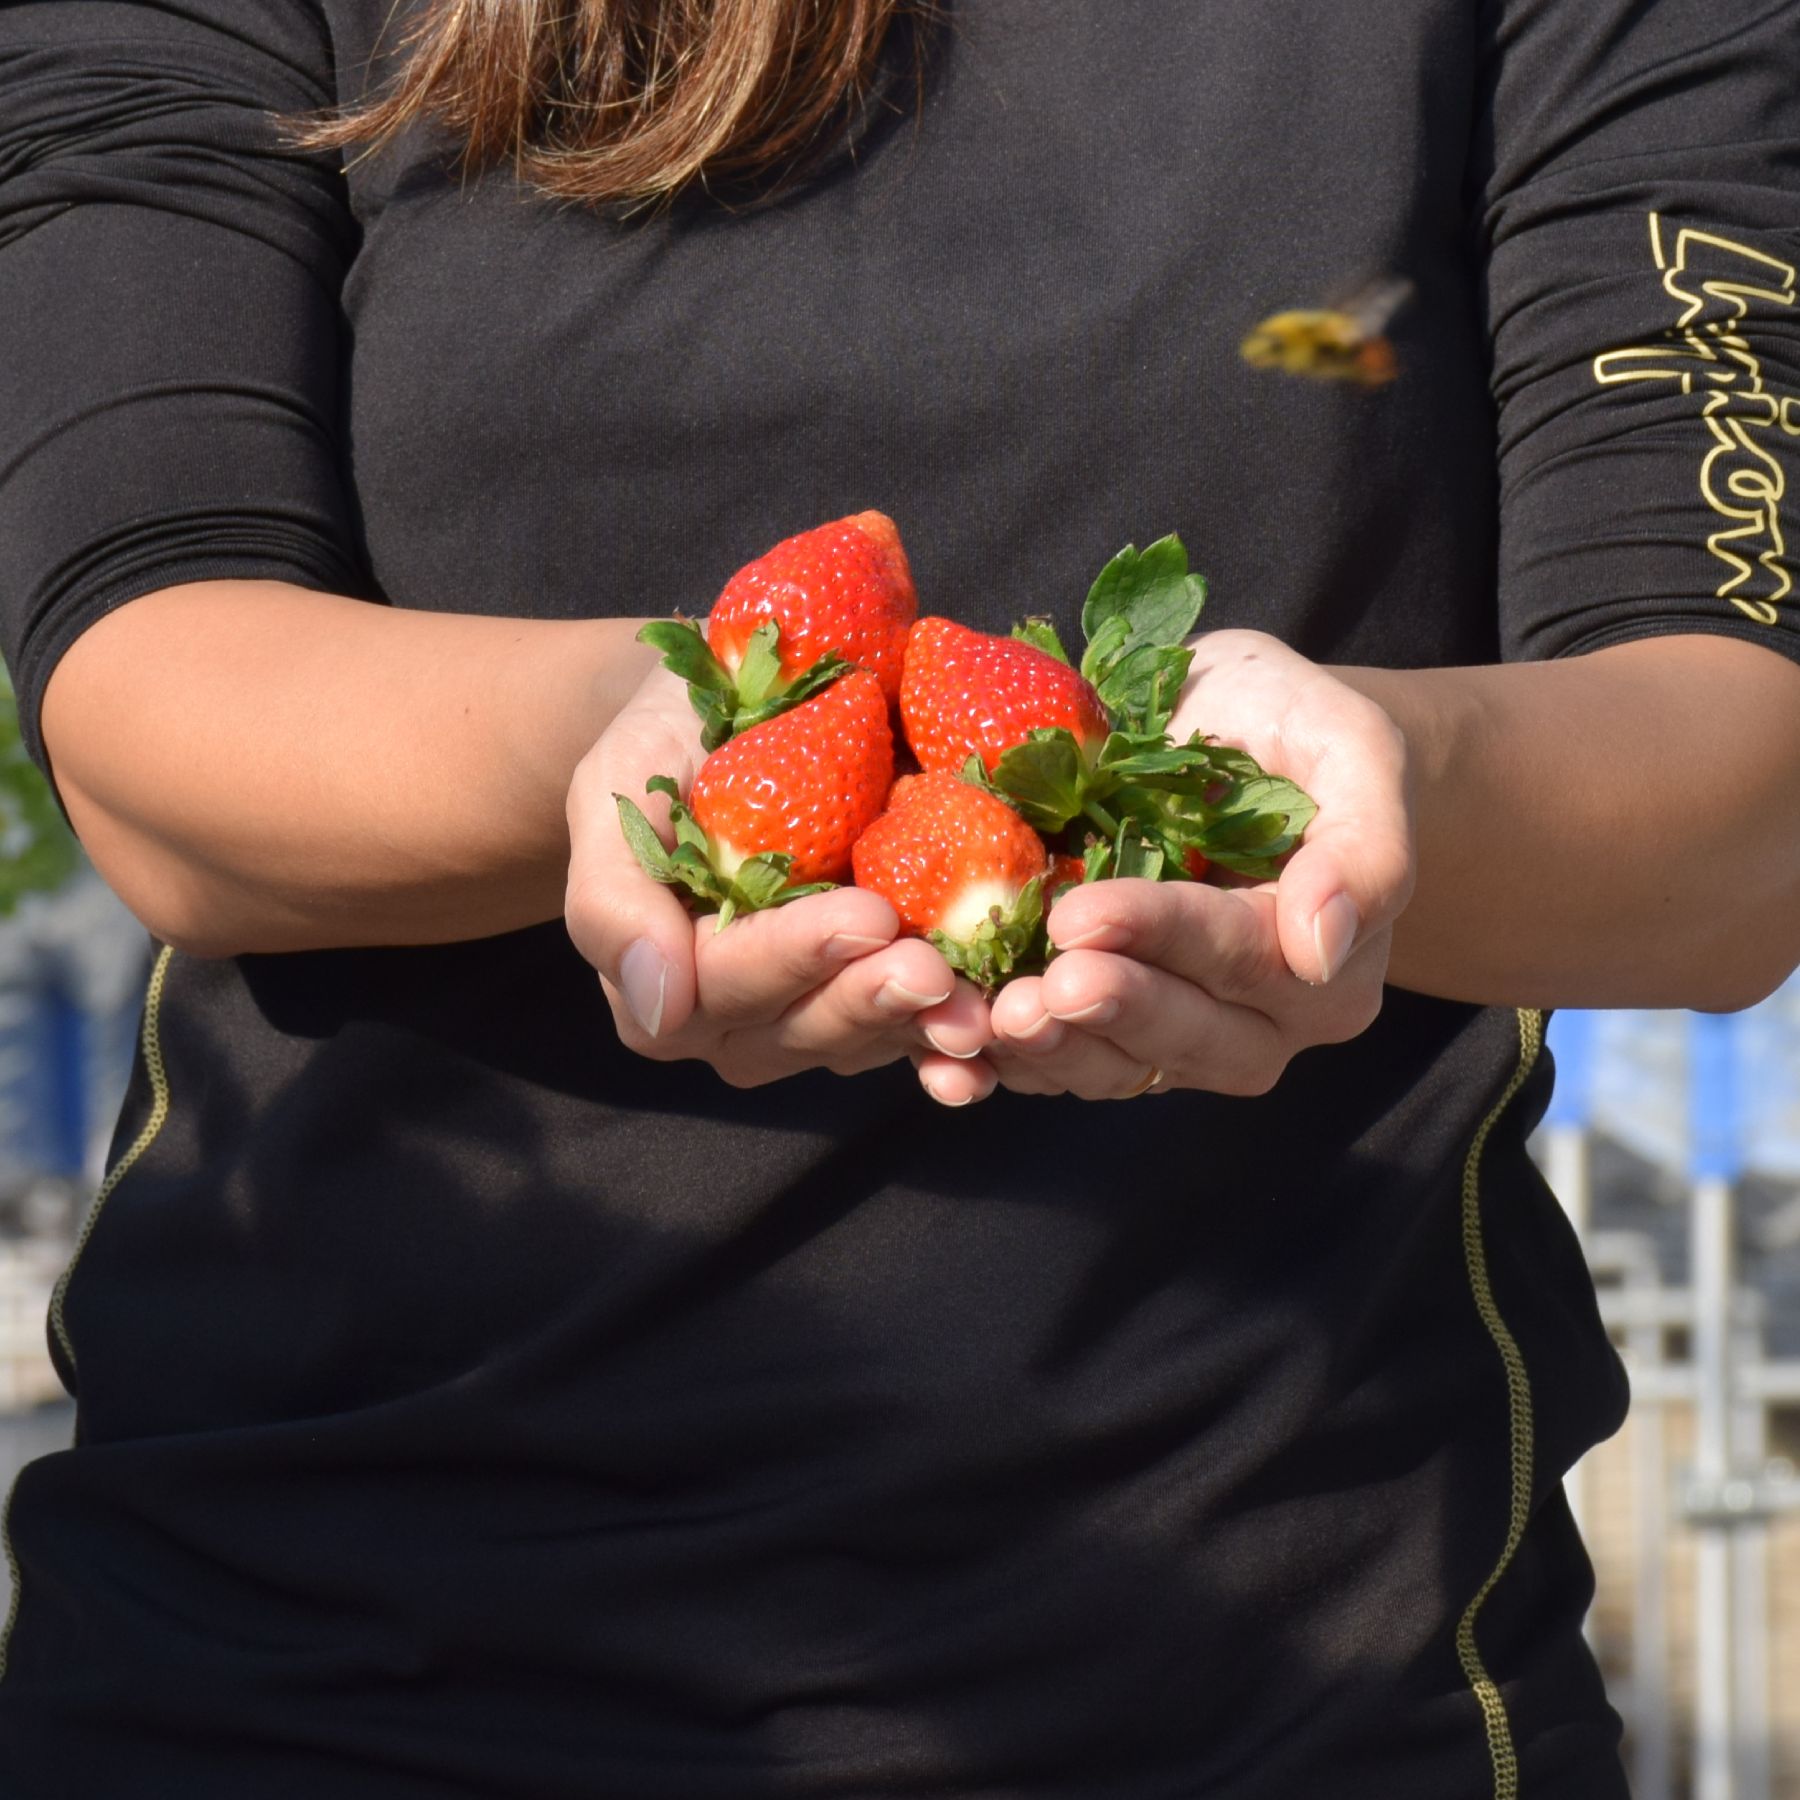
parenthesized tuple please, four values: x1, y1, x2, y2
(922, 630, 1415, 1102)
(565, 665, 992, 1092)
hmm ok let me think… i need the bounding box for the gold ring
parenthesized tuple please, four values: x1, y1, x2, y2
(1121, 1065, 1163, 1099)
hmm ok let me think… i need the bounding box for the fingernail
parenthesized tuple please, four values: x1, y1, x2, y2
(926, 1084, 976, 1108)
(620, 939, 670, 1038)
(922, 1026, 983, 1060)
(1047, 997, 1119, 1025)
(1054, 923, 1132, 953)
(1312, 893, 1360, 984)
(877, 979, 952, 1014)
(1003, 1010, 1061, 1047)
(826, 932, 891, 960)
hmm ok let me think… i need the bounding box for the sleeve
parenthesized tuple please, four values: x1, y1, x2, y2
(0, 0, 367, 773)
(1477, 0, 1800, 668)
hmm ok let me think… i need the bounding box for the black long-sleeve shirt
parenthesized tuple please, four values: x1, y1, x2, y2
(1, 2, 1797, 1795)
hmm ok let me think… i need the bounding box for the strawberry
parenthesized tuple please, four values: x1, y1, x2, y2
(900, 617, 1111, 775)
(617, 669, 894, 924)
(640, 512, 917, 750)
(902, 539, 1316, 886)
(851, 770, 1048, 989)
(710, 511, 915, 700)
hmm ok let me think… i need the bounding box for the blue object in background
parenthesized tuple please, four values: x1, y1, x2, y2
(1546, 1009, 1598, 1131)
(1687, 1011, 1743, 1183)
(0, 875, 149, 1190)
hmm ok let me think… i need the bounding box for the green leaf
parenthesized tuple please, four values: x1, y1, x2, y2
(615, 793, 677, 880)
(1079, 536, 1208, 687)
(1079, 614, 1131, 690)
(730, 651, 852, 736)
(1113, 830, 1166, 882)
(987, 729, 1090, 833)
(729, 853, 796, 913)
(1011, 618, 1072, 665)
(732, 622, 784, 708)
(0, 675, 80, 916)
(638, 618, 734, 693)
(1092, 642, 1195, 736)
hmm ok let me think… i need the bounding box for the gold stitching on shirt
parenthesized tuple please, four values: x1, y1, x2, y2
(0, 944, 176, 1685)
(1593, 212, 1799, 627)
(1453, 1005, 1544, 1800)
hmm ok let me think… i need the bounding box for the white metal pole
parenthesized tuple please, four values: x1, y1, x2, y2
(1688, 1009, 1740, 1800)
(1729, 1307, 1770, 1800)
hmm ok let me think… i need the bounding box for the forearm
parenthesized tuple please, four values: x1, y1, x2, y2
(1339, 635, 1800, 1012)
(42, 582, 659, 956)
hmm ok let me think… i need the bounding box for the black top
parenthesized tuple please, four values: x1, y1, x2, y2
(1, 3, 1796, 1795)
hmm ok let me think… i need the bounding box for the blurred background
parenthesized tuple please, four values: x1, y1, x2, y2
(0, 673, 1795, 1797)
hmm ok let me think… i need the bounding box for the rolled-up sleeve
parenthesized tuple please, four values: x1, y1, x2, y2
(0, 0, 365, 771)
(1478, 0, 1800, 669)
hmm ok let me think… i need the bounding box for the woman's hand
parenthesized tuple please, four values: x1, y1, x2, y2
(922, 631, 1415, 1104)
(565, 665, 993, 1091)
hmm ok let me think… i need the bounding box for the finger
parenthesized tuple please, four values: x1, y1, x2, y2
(566, 715, 703, 1040)
(913, 1049, 1000, 1107)
(1037, 948, 1295, 1096)
(773, 943, 985, 1060)
(1047, 880, 1290, 1006)
(1269, 696, 1414, 985)
(691, 887, 905, 1026)
(984, 1026, 1155, 1100)
(989, 975, 1071, 1057)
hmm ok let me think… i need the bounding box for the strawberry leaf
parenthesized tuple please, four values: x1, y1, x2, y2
(987, 729, 1090, 833)
(1011, 618, 1073, 666)
(732, 622, 785, 708)
(1092, 642, 1195, 736)
(638, 618, 734, 692)
(1079, 536, 1208, 690)
(616, 793, 678, 880)
(638, 618, 851, 752)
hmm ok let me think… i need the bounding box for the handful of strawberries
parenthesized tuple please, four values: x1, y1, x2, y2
(617, 513, 1315, 990)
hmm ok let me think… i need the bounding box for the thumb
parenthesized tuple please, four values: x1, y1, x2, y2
(1272, 714, 1415, 985)
(564, 696, 702, 1040)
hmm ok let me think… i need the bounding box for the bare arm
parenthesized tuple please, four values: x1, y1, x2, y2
(1341, 634, 1800, 1012)
(41, 580, 661, 957)
(960, 631, 1800, 1106)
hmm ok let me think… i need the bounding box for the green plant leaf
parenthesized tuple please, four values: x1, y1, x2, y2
(638, 618, 734, 692)
(1091, 642, 1195, 736)
(1079, 536, 1208, 686)
(1011, 618, 1072, 665)
(0, 674, 79, 916)
(987, 729, 1090, 833)
(732, 622, 784, 708)
(615, 793, 677, 880)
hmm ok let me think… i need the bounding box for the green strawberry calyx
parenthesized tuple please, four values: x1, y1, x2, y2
(928, 874, 1048, 994)
(637, 618, 850, 754)
(987, 536, 1317, 881)
(615, 775, 835, 929)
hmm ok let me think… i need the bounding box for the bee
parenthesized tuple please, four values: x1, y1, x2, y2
(1239, 276, 1415, 386)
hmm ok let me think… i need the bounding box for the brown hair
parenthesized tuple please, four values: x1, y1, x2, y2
(292, 0, 928, 207)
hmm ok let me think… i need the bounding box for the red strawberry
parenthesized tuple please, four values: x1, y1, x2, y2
(851, 771, 1048, 988)
(710, 511, 917, 700)
(641, 512, 917, 750)
(1182, 848, 1211, 882)
(690, 668, 893, 886)
(616, 670, 893, 924)
(900, 617, 1112, 774)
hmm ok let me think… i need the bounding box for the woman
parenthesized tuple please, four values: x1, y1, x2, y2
(1, 1, 1796, 1795)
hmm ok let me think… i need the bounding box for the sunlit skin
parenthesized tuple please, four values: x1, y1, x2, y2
(42, 581, 1800, 1105)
